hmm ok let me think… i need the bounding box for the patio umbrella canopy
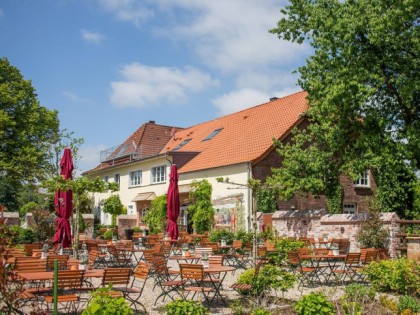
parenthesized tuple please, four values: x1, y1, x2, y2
(53, 147, 73, 249)
(166, 164, 180, 240)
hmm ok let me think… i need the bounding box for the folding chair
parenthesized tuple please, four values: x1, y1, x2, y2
(107, 245, 132, 267)
(153, 256, 184, 305)
(179, 263, 215, 305)
(286, 251, 320, 288)
(329, 252, 361, 284)
(46, 255, 69, 270)
(43, 270, 84, 314)
(231, 261, 263, 295)
(101, 268, 132, 298)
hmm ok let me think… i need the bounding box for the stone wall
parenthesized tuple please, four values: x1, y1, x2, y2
(1, 212, 20, 226)
(117, 215, 137, 239)
(272, 210, 400, 258)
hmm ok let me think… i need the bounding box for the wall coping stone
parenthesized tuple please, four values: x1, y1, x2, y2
(272, 209, 326, 220)
(2, 212, 19, 218)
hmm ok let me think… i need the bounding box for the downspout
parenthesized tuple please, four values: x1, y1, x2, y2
(247, 162, 252, 231)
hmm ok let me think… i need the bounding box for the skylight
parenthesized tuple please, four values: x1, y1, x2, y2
(173, 138, 191, 151)
(202, 128, 223, 141)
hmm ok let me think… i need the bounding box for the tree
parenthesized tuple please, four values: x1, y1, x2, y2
(0, 58, 60, 210)
(269, 0, 419, 215)
(103, 195, 124, 226)
(143, 194, 167, 234)
(187, 179, 214, 234)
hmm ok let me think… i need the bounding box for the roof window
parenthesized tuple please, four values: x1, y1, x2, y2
(173, 138, 191, 151)
(202, 128, 223, 141)
(115, 144, 128, 158)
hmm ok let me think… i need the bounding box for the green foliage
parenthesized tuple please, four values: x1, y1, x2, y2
(31, 209, 55, 242)
(378, 295, 398, 313)
(187, 180, 214, 234)
(209, 230, 234, 244)
(237, 264, 296, 297)
(294, 292, 336, 315)
(340, 284, 375, 315)
(144, 194, 167, 234)
(363, 258, 420, 297)
(163, 299, 209, 315)
(132, 226, 142, 232)
(235, 230, 254, 244)
(103, 195, 124, 226)
(102, 230, 113, 240)
(411, 180, 420, 220)
(251, 309, 272, 315)
(19, 201, 39, 217)
(398, 296, 420, 314)
(82, 284, 134, 315)
(356, 206, 389, 249)
(258, 225, 276, 242)
(8, 226, 34, 244)
(256, 187, 277, 213)
(0, 58, 60, 211)
(272, 238, 306, 264)
(268, 0, 420, 213)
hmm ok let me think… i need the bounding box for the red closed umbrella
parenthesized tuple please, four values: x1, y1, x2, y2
(53, 148, 73, 249)
(166, 164, 180, 240)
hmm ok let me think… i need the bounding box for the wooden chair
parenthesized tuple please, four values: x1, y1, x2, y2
(47, 254, 69, 270)
(23, 244, 41, 256)
(101, 268, 132, 298)
(43, 270, 84, 314)
(330, 252, 361, 284)
(14, 258, 46, 273)
(231, 261, 263, 295)
(313, 248, 329, 255)
(153, 256, 184, 306)
(107, 245, 132, 267)
(202, 242, 219, 254)
(179, 263, 214, 304)
(286, 251, 320, 288)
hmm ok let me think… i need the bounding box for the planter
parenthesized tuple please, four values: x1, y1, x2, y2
(79, 264, 89, 271)
(221, 240, 227, 247)
(125, 229, 134, 240)
(201, 260, 209, 268)
(333, 249, 340, 256)
(41, 252, 48, 259)
(182, 250, 190, 257)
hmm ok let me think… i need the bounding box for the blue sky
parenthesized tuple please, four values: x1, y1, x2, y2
(0, 0, 310, 174)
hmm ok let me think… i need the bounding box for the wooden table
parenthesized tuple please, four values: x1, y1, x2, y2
(18, 269, 104, 282)
(168, 255, 201, 263)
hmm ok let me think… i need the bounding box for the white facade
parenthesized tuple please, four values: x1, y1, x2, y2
(89, 157, 253, 230)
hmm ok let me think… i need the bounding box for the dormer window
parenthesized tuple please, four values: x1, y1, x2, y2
(354, 169, 370, 187)
(202, 128, 223, 141)
(173, 138, 191, 151)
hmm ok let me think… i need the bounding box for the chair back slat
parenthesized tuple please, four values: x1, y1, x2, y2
(56, 270, 84, 289)
(209, 255, 224, 267)
(133, 262, 151, 280)
(179, 263, 204, 280)
(14, 258, 46, 272)
(345, 253, 361, 265)
(47, 254, 69, 270)
(102, 268, 131, 286)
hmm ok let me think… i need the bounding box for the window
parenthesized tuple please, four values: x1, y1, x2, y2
(152, 166, 166, 183)
(354, 169, 370, 187)
(114, 173, 120, 188)
(103, 176, 108, 182)
(129, 170, 142, 187)
(343, 202, 357, 214)
(202, 128, 223, 141)
(141, 207, 148, 223)
(115, 144, 128, 158)
(173, 138, 191, 151)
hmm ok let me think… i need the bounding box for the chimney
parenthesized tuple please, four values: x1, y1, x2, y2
(270, 97, 279, 101)
(148, 120, 156, 124)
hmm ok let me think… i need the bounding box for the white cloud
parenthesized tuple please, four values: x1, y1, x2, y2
(110, 62, 217, 108)
(81, 29, 105, 44)
(98, 0, 154, 26)
(153, 0, 310, 73)
(212, 88, 271, 115)
(77, 144, 108, 175)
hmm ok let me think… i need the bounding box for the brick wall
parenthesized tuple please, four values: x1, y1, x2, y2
(117, 215, 137, 239)
(252, 119, 376, 213)
(272, 210, 400, 257)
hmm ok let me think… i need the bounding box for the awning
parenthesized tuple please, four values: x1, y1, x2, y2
(178, 184, 191, 194)
(131, 192, 156, 202)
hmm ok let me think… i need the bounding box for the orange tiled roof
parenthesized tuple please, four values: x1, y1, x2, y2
(161, 91, 308, 173)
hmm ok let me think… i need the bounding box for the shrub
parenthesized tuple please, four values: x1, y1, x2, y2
(235, 230, 254, 244)
(19, 228, 35, 244)
(163, 299, 209, 315)
(398, 295, 420, 314)
(102, 230, 113, 240)
(132, 226, 142, 232)
(340, 283, 375, 315)
(363, 258, 420, 296)
(356, 206, 389, 249)
(82, 284, 134, 315)
(144, 194, 167, 234)
(270, 238, 306, 264)
(294, 292, 336, 315)
(209, 230, 234, 244)
(251, 309, 272, 315)
(237, 264, 296, 297)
